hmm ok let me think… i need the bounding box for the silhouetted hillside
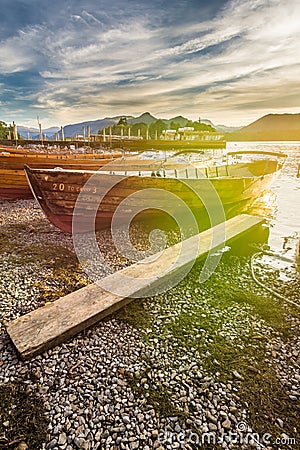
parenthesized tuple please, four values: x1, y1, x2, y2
(61, 112, 221, 137)
(241, 113, 300, 132)
(228, 113, 300, 141)
(11, 113, 237, 139)
(128, 112, 157, 126)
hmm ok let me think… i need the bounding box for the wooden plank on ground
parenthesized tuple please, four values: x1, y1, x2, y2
(7, 214, 264, 359)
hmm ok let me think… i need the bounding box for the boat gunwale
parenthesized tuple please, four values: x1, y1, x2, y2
(23, 160, 281, 181)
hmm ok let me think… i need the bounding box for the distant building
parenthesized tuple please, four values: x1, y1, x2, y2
(179, 130, 224, 141)
(161, 128, 224, 141)
(178, 127, 194, 132)
(162, 130, 177, 140)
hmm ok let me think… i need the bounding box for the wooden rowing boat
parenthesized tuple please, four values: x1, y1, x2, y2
(0, 150, 123, 199)
(24, 151, 286, 233)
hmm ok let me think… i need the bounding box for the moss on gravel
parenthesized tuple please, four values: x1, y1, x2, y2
(0, 382, 48, 450)
(116, 253, 300, 449)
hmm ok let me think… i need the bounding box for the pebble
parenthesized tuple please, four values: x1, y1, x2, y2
(276, 418, 284, 428)
(222, 418, 231, 429)
(58, 433, 67, 445)
(0, 199, 299, 450)
(232, 370, 245, 381)
(206, 412, 218, 424)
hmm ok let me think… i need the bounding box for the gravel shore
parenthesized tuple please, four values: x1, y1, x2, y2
(0, 199, 299, 450)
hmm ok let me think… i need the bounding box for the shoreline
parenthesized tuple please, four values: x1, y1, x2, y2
(0, 199, 299, 450)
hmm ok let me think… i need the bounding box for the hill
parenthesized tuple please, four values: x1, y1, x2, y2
(215, 124, 241, 133)
(60, 112, 228, 138)
(12, 113, 242, 140)
(240, 113, 300, 132)
(164, 116, 189, 127)
(228, 113, 300, 141)
(62, 112, 180, 137)
(62, 115, 135, 138)
(128, 112, 157, 126)
(18, 126, 60, 139)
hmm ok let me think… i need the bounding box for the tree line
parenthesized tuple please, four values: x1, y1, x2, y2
(98, 118, 216, 139)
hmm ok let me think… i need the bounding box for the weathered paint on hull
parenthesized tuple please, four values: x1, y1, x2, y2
(0, 152, 121, 200)
(25, 162, 279, 234)
(0, 186, 32, 200)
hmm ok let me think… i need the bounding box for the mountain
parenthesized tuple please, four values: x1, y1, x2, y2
(18, 125, 60, 139)
(184, 118, 240, 133)
(199, 119, 215, 128)
(13, 113, 300, 141)
(128, 112, 157, 126)
(61, 113, 164, 137)
(127, 112, 189, 128)
(62, 115, 134, 138)
(164, 116, 189, 127)
(215, 124, 241, 133)
(228, 113, 300, 141)
(14, 112, 243, 139)
(44, 126, 61, 134)
(60, 113, 222, 137)
(17, 126, 39, 136)
(240, 113, 300, 132)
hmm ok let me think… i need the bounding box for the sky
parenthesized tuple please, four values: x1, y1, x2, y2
(0, 0, 300, 128)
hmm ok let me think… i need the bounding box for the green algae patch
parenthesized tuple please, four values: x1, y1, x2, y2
(0, 382, 48, 449)
(116, 254, 299, 449)
(34, 263, 89, 303)
(125, 369, 182, 419)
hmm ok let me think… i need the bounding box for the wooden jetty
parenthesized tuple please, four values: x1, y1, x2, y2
(0, 137, 226, 151)
(7, 214, 264, 359)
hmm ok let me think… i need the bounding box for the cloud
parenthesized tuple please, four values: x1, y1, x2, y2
(0, 0, 300, 126)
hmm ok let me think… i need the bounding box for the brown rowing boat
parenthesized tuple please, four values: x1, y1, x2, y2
(24, 151, 286, 233)
(0, 150, 123, 199)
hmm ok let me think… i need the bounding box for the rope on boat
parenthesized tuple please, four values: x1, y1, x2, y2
(250, 251, 300, 310)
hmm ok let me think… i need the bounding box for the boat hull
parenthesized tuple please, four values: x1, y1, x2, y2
(25, 161, 279, 233)
(0, 151, 122, 200)
(0, 185, 32, 200)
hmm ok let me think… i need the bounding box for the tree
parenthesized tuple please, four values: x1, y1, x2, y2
(185, 120, 194, 128)
(170, 121, 182, 131)
(0, 121, 12, 139)
(193, 122, 216, 132)
(131, 122, 148, 137)
(117, 117, 128, 126)
(149, 119, 168, 139)
(98, 124, 127, 135)
(184, 120, 216, 132)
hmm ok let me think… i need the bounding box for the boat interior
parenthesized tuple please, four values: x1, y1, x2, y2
(34, 149, 286, 180)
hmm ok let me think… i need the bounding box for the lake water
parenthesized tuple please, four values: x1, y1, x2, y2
(226, 141, 300, 273)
